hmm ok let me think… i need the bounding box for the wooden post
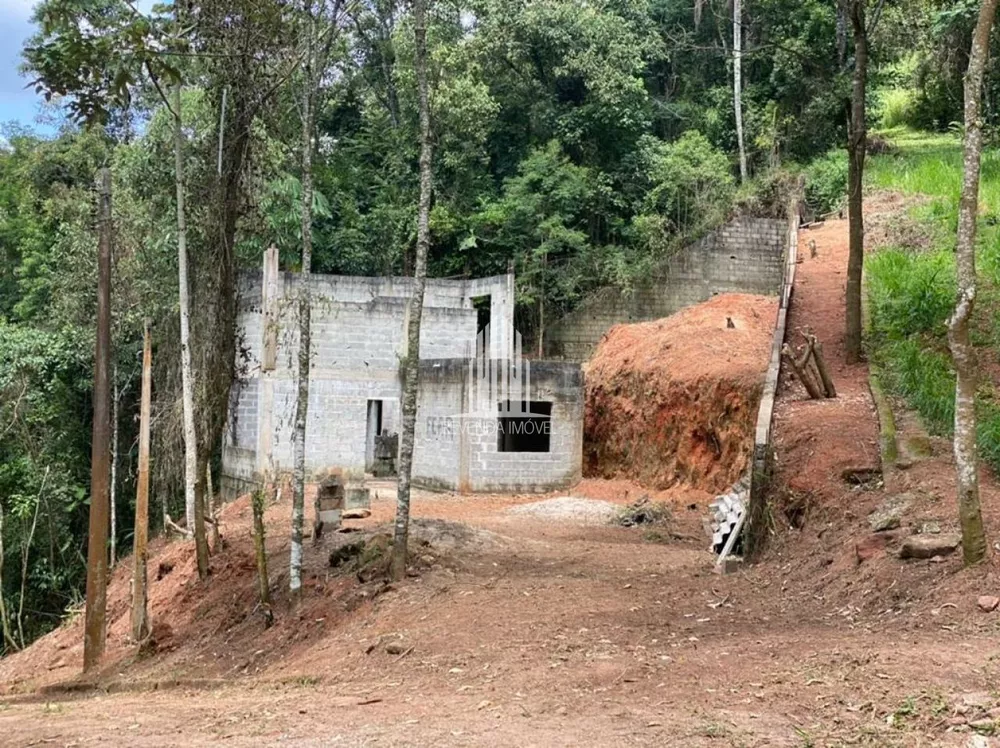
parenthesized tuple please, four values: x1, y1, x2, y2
(262, 245, 279, 373)
(782, 343, 823, 400)
(806, 334, 837, 398)
(131, 320, 152, 643)
(84, 167, 112, 671)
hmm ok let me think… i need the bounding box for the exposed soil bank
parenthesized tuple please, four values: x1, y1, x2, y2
(583, 293, 778, 494)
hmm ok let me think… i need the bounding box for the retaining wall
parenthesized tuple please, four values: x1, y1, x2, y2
(547, 217, 788, 361)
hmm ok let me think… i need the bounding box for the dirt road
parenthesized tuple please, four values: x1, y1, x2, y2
(2, 484, 999, 747)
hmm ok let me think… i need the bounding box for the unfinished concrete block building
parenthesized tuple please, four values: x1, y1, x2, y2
(221, 256, 584, 497)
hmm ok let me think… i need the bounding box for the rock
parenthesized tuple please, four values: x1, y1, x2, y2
(978, 596, 1000, 613)
(343, 508, 371, 520)
(948, 716, 969, 727)
(969, 718, 994, 731)
(961, 692, 993, 710)
(920, 521, 942, 535)
(868, 493, 912, 532)
(842, 467, 881, 486)
(900, 533, 961, 560)
(967, 736, 990, 748)
(713, 556, 743, 575)
(855, 534, 887, 562)
(385, 642, 406, 655)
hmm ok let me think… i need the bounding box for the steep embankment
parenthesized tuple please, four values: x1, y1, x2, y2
(584, 293, 778, 494)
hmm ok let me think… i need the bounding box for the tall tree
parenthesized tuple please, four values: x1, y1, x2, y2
(290, 0, 344, 604)
(733, 0, 747, 182)
(391, 0, 433, 581)
(131, 320, 152, 643)
(949, 0, 998, 567)
(843, 0, 868, 364)
(290, 0, 318, 606)
(83, 167, 112, 672)
(173, 81, 210, 581)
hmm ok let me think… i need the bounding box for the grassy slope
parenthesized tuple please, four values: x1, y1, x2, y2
(865, 128, 1000, 470)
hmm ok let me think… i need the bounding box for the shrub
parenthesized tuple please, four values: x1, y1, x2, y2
(877, 88, 917, 130)
(803, 149, 848, 214)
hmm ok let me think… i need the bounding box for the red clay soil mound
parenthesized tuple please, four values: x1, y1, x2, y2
(584, 293, 778, 494)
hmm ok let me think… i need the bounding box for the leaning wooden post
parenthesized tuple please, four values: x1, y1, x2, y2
(131, 319, 153, 644)
(84, 167, 113, 672)
(806, 334, 837, 398)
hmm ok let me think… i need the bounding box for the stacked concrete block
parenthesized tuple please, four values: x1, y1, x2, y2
(548, 217, 789, 361)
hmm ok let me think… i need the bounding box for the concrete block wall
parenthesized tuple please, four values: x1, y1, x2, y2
(411, 360, 584, 493)
(548, 217, 788, 360)
(222, 270, 524, 495)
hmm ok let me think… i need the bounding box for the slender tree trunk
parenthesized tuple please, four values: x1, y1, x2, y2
(174, 83, 210, 580)
(207, 462, 220, 552)
(252, 487, 274, 627)
(733, 0, 747, 182)
(291, 6, 316, 606)
(131, 320, 152, 643)
(391, 0, 433, 581)
(0, 506, 16, 651)
(17, 475, 42, 649)
(537, 253, 546, 358)
(110, 367, 118, 568)
(844, 0, 867, 364)
(950, 0, 998, 567)
(84, 167, 112, 672)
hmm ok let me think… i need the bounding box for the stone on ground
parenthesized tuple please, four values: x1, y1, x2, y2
(977, 596, 1000, 613)
(868, 493, 912, 532)
(899, 533, 961, 560)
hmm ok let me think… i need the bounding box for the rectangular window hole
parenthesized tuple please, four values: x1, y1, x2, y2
(497, 401, 552, 453)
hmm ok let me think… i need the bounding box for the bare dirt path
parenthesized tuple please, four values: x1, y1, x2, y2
(5, 219, 1000, 746)
(772, 218, 882, 504)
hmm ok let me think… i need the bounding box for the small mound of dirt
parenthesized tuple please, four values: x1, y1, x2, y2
(613, 498, 673, 528)
(507, 497, 621, 524)
(584, 293, 777, 493)
(408, 518, 503, 549)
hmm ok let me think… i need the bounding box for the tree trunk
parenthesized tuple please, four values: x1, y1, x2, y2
(391, 0, 433, 581)
(252, 486, 274, 627)
(844, 0, 867, 364)
(110, 366, 118, 567)
(949, 0, 998, 567)
(291, 6, 317, 607)
(131, 320, 152, 643)
(207, 462, 220, 553)
(174, 83, 210, 581)
(0, 506, 16, 651)
(84, 167, 112, 672)
(733, 0, 747, 182)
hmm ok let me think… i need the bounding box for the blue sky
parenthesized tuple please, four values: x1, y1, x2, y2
(0, 0, 51, 132)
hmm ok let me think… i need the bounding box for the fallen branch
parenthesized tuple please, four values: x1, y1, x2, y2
(164, 514, 193, 539)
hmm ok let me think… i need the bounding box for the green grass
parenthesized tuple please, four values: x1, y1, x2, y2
(865, 127, 1000, 472)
